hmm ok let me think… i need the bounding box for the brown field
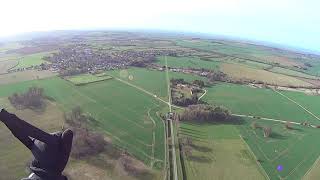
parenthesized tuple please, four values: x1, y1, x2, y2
(0, 70, 57, 85)
(221, 63, 313, 87)
(258, 55, 304, 67)
(0, 60, 18, 74)
(297, 78, 320, 87)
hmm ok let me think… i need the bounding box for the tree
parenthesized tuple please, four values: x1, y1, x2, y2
(192, 80, 205, 88)
(251, 121, 258, 129)
(263, 127, 272, 138)
(285, 121, 292, 129)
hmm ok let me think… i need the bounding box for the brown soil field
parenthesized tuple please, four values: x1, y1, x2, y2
(221, 63, 313, 87)
(0, 60, 18, 74)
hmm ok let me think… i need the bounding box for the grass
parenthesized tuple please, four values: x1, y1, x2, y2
(269, 67, 319, 80)
(66, 74, 113, 85)
(179, 122, 265, 180)
(14, 52, 53, 69)
(0, 76, 166, 169)
(238, 118, 320, 180)
(203, 83, 319, 124)
(221, 63, 312, 87)
(156, 56, 220, 70)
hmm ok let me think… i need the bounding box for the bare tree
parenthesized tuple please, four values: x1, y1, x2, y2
(251, 121, 258, 129)
(263, 127, 272, 138)
(285, 121, 292, 130)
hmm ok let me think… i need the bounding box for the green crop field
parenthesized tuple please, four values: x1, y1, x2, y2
(238, 118, 320, 180)
(106, 67, 208, 101)
(13, 52, 54, 69)
(0, 77, 166, 169)
(156, 56, 220, 70)
(66, 73, 113, 85)
(179, 122, 265, 180)
(203, 83, 319, 124)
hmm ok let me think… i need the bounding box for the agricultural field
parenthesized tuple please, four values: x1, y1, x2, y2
(0, 59, 18, 74)
(13, 52, 54, 69)
(0, 70, 56, 85)
(203, 83, 320, 124)
(220, 63, 313, 87)
(238, 118, 320, 180)
(269, 67, 320, 80)
(1, 31, 320, 180)
(105, 67, 207, 101)
(156, 56, 220, 70)
(0, 77, 167, 170)
(179, 122, 266, 180)
(66, 73, 113, 85)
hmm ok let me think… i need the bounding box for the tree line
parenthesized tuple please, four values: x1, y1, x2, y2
(178, 104, 232, 123)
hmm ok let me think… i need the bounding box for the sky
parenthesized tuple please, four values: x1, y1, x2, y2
(0, 0, 319, 52)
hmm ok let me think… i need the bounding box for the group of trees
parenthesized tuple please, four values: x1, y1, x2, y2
(207, 71, 228, 82)
(8, 87, 46, 110)
(179, 104, 231, 123)
(64, 107, 108, 159)
(251, 120, 296, 138)
(172, 91, 199, 107)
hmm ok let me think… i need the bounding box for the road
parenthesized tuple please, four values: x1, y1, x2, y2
(198, 89, 207, 100)
(165, 56, 178, 180)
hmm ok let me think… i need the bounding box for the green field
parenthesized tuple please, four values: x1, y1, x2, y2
(203, 83, 319, 124)
(106, 67, 208, 101)
(66, 73, 113, 85)
(156, 56, 220, 70)
(0, 77, 166, 169)
(14, 52, 53, 69)
(238, 118, 320, 180)
(179, 122, 265, 180)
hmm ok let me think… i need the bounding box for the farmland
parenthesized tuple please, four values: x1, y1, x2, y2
(66, 73, 113, 85)
(238, 118, 320, 180)
(0, 70, 56, 85)
(203, 83, 319, 124)
(221, 63, 313, 87)
(156, 56, 220, 70)
(0, 76, 169, 179)
(13, 52, 54, 69)
(0, 31, 320, 180)
(179, 122, 265, 180)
